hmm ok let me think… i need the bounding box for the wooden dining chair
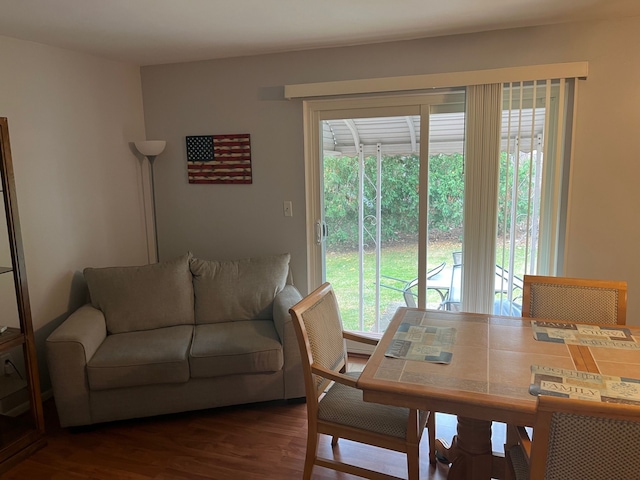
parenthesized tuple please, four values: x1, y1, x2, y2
(289, 282, 436, 480)
(508, 275, 629, 473)
(522, 275, 627, 325)
(506, 395, 640, 480)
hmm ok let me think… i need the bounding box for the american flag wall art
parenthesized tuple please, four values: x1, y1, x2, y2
(186, 134, 252, 184)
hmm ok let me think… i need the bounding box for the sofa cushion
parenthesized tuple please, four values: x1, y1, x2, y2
(190, 253, 290, 324)
(84, 253, 194, 334)
(87, 325, 193, 390)
(189, 320, 283, 378)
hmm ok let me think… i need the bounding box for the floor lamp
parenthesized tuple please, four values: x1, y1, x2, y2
(134, 140, 166, 263)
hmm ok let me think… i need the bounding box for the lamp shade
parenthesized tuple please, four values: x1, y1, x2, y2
(135, 140, 166, 157)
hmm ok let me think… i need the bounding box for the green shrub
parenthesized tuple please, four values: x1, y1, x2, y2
(323, 152, 534, 250)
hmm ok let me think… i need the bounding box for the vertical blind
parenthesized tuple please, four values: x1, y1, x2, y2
(464, 78, 577, 314)
(462, 83, 503, 314)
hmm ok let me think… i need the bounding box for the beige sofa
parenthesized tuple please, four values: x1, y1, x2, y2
(46, 253, 305, 427)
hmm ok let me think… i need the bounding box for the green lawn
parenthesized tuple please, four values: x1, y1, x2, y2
(326, 241, 526, 332)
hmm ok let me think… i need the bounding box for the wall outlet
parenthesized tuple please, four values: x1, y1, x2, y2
(0, 353, 12, 376)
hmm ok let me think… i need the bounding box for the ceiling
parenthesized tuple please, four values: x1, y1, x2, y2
(0, 0, 639, 66)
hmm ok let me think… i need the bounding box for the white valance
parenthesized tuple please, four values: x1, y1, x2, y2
(284, 62, 588, 99)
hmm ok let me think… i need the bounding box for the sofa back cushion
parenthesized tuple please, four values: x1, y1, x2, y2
(190, 253, 290, 324)
(84, 253, 195, 334)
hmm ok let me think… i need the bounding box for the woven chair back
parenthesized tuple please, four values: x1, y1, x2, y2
(531, 396, 640, 479)
(523, 275, 627, 325)
(291, 283, 348, 398)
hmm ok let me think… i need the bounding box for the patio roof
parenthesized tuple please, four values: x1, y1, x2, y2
(323, 109, 546, 157)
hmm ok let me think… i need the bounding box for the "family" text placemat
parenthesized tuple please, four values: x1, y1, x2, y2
(529, 364, 640, 405)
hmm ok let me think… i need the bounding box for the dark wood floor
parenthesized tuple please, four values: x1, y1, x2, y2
(4, 357, 505, 479)
(4, 398, 457, 479)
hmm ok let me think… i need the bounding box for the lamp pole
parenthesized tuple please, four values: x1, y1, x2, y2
(134, 140, 166, 264)
(147, 154, 159, 263)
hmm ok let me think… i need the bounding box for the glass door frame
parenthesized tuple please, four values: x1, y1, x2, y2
(302, 91, 465, 325)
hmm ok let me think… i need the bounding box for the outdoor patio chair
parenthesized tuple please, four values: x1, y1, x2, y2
(380, 262, 447, 308)
(442, 251, 523, 315)
(441, 252, 462, 311)
(400, 262, 447, 308)
(505, 395, 640, 480)
(289, 282, 436, 480)
(522, 275, 627, 325)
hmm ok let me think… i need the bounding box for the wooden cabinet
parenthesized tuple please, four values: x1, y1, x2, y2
(0, 118, 45, 473)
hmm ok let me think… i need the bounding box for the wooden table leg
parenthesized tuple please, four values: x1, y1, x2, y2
(435, 416, 493, 480)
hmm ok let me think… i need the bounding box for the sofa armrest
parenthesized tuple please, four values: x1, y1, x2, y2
(273, 285, 305, 399)
(46, 304, 107, 427)
(273, 285, 302, 339)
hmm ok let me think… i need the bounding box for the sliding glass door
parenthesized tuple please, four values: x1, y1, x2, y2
(315, 93, 465, 333)
(322, 114, 423, 333)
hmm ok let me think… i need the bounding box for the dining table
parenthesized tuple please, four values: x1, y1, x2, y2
(356, 307, 640, 479)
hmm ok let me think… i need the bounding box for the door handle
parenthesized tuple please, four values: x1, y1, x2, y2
(315, 220, 328, 245)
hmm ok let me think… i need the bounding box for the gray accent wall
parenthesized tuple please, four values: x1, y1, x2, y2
(140, 16, 640, 322)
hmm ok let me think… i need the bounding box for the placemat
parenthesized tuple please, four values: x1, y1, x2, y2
(385, 323, 456, 364)
(529, 364, 640, 405)
(531, 321, 640, 349)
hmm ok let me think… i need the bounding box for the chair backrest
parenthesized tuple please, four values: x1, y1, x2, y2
(446, 251, 524, 314)
(522, 275, 627, 325)
(440, 251, 463, 310)
(403, 262, 446, 308)
(289, 283, 348, 405)
(529, 395, 640, 480)
(494, 265, 523, 316)
(495, 265, 524, 294)
(447, 263, 462, 307)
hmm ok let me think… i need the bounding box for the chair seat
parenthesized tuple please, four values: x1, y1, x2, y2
(318, 372, 427, 439)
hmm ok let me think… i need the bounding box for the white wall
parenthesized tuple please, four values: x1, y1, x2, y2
(0, 35, 149, 385)
(140, 15, 640, 323)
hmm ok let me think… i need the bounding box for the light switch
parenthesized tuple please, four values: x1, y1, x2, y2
(283, 201, 293, 217)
